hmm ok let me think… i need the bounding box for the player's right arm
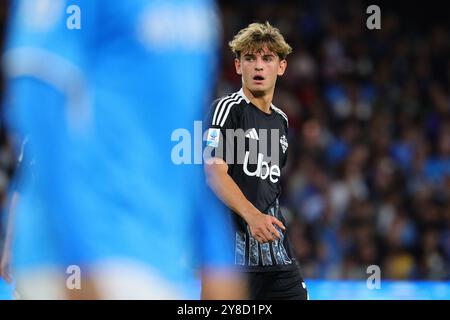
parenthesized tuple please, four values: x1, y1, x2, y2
(204, 158, 285, 243)
(203, 98, 285, 243)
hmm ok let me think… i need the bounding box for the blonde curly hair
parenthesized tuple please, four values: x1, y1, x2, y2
(229, 21, 292, 59)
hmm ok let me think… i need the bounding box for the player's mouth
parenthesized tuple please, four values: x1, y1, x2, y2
(253, 75, 265, 84)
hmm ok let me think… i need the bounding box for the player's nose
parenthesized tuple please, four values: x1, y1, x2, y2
(254, 57, 264, 70)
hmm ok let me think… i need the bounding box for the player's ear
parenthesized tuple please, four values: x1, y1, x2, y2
(277, 59, 287, 76)
(235, 58, 242, 75)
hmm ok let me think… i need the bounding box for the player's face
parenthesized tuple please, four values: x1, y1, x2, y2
(235, 46, 287, 96)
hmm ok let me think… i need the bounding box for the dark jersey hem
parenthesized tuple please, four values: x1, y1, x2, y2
(236, 261, 299, 273)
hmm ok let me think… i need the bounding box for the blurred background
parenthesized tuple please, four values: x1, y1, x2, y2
(0, 0, 449, 299)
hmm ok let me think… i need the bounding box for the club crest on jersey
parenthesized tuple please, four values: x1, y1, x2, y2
(280, 135, 288, 153)
(206, 128, 220, 148)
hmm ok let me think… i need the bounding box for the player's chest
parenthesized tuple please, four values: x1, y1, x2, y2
(240, 107, 286, 133)
(237, 108, 289, 163)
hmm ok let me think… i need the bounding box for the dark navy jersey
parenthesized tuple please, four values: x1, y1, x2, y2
(205, 88, 297, 272)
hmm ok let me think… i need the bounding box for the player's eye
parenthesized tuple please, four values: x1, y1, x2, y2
(244, 56, 254, 61)
(263, 56, 273, 62)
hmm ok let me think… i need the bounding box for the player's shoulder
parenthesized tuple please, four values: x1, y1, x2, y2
(271, 103, 289, 128)
(211, 91, 245, 108)
(210, 91, 245, 127)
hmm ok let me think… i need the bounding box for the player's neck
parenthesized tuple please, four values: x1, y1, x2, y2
(243, 86, 274, 114)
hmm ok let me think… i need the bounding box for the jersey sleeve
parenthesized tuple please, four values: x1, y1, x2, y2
(5, 0, 94, 65)
(4, 0, 95, 136)
(282, 118, 289, 169)
(3, 0, 96, 263)
(204, 94, 242, 166)
(272, 108, 289, 169)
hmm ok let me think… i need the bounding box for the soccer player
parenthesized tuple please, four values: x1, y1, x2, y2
(204, 22, 308, 300)
(2, 0, 244, 299)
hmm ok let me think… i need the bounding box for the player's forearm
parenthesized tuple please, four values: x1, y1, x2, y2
(204, 161, 258, 223)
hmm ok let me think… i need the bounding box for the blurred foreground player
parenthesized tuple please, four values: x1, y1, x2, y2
(204, 22, 308, 299)
(3, 0, 245, 299)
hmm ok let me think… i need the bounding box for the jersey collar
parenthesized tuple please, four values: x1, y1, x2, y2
(237, 88, 251, 104)
(238, 88, 277, 110)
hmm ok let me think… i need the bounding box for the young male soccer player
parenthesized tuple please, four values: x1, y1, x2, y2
(204, 22, 308, 300)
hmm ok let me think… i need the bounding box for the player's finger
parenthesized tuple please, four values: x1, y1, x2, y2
(262, 229, 275, 242)
(255, 233, 268, 244)
(268, 224, 281, 239)
(271, 217, 286, 231)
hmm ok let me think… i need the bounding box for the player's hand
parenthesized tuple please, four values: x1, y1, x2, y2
(246, 210, 286, 244)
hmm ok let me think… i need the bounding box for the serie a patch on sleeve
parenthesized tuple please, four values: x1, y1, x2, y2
(206, 128, 220, 148)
